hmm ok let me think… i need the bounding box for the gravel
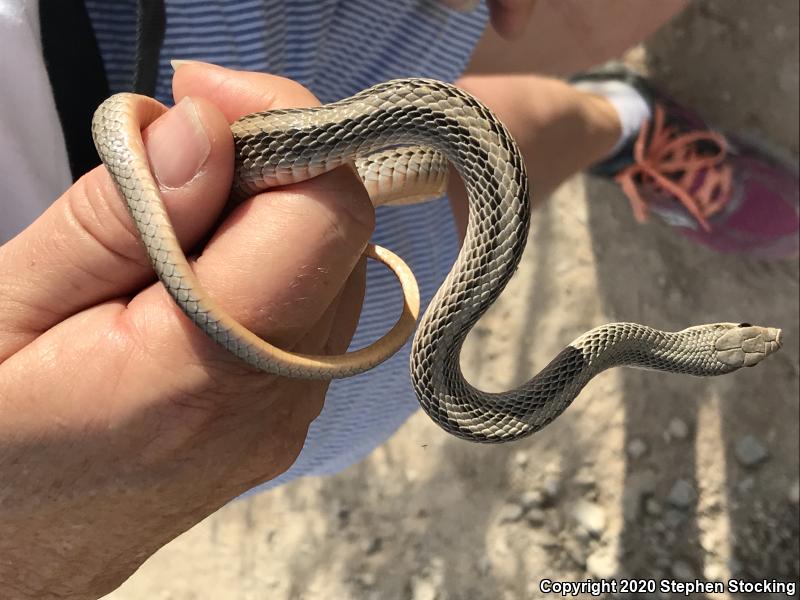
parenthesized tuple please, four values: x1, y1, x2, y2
(571, 500, 607, 537)
(498, 502, 524, 523)
(518, 490, 546, 510)
(587, 548, 618, 579)
(627, 438, 648, 459)
(735, 434, 769, 467)
(645, 498, 663, 516)
(666, 479, 696, 509)
(667, 418, 690, 440)
(525, 508, 546, 527)
(542, 477, 561, 505)
(623, 470, 657, 522)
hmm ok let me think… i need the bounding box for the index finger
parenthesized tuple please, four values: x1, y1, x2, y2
(171, 61, 321, 120)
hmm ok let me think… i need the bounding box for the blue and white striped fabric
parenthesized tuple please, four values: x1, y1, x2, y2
(85, 0, 488, 488)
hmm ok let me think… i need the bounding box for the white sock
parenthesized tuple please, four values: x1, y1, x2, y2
(573, 80, 652, 157)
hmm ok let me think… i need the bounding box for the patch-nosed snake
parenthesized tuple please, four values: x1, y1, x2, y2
(92, 78, 782, 443)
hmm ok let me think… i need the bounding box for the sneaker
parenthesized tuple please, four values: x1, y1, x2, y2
(573, 63, 799, 259)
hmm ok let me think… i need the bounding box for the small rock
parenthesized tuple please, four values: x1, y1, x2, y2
(668, 418, 690, 440)
(574, 469, 596, 489)
(735, 435, 769, 467)
(542, 477, 561, 505)
(573, 527, 592, 543)
(357, 571, 377, 588)
(789, 479, 799, 504)
(623, 470, 657, 522)
(586, 548, 618, 579)
(525, 508, 546, 527)
(564, 539, 587, 567)
(362, 536, 382, 555)
(514, 451, 529, 468)
(667, 479, 696, 509)
(671, 559, 695, 581)
(519, 490, 545, 510)
(571, 500, 606, 537)
(498, 502, 524, 523)
(410, 577, 438, 600)
(627, 438, 648, 459)
(736, 476, 755, 495)
(645, 498, 663, 516)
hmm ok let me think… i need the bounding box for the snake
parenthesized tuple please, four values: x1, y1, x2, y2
(92, 77, 783, 443)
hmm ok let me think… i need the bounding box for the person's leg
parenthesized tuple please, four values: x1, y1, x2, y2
(448, 0, 691, 231)
(465, 0, 690, 77)
(448, 1, 797, 258)
(450, 68, 799, 259)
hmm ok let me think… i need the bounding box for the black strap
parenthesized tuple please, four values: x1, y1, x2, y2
(39, 0, 110, 180)
(133, 0, 166, 96)
(39, 0, 167, 181)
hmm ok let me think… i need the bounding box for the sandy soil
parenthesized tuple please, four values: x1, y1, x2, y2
(105, 2, 799, 599)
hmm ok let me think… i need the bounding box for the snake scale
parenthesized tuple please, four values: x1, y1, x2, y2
(92, 78, 782, 443)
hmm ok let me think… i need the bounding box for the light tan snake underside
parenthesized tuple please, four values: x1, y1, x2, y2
(92, 78, 783, 443)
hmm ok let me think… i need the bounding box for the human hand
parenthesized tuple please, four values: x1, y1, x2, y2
(0, 63, 373, 599)
(441, 0, 537, 39)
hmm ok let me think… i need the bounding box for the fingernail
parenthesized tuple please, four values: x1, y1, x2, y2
(146, 97, 211, 188)
(171, 58, 200, 71)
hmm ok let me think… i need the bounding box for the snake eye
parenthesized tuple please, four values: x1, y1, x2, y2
(738, 323, 752, 328)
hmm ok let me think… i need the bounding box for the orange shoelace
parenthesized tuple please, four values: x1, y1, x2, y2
(615, 105, 732, 232)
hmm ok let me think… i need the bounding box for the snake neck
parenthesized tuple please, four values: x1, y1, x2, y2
(413, 323, 738, 444)
(570, 323, 742, 376)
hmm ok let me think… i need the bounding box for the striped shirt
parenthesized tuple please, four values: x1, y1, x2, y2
(85, 0, 488, 488)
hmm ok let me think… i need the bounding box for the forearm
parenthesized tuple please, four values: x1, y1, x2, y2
(465, 0, 689, 77)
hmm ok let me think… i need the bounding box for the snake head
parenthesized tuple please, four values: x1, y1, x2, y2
(714, 323, 783, 368)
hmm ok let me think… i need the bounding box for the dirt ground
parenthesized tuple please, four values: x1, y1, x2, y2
(105, 2, 799, 599)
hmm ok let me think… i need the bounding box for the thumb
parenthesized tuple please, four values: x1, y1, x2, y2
(0, 97, 233, 361)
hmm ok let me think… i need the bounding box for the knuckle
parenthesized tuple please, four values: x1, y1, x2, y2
(66, 170, 151, 271)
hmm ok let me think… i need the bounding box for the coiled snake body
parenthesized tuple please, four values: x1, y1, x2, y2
(92, 78, 782, 443)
